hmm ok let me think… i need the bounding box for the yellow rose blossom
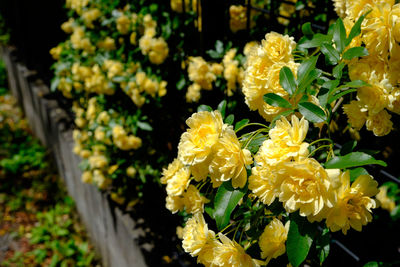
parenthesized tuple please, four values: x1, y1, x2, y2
(243, 41, 259, 57)
(183, 185, 209, 214)
(333, 0, 347, 18)
(182, 213, 215, 257)
(186, 83, 202, 103)
(161, 158, 184, 184)
(365, 109, 393, 136)
(148, 37, 169, 65)
(166, 167, 190, 196)
(126, 166, 137, 178)
(139, 35, 153, 55)
(229, 5, 248, 33)
(61, 18, 74, 34)
(211, 63, 224, 76)
(108, 164, 119, 175)
(388, 88, 400, 114)
(178, 110, 223, 165)
(116, 15, 131, 34)
(213, 233, 260, 267)
(325, 171, 379, 234)
(88, 155, 108, 169)
(81, 171, 92, 183)
(187, 57, 216, 90)
(165, 195, 184, 214)
(343, 100, 367, 130)
(278, 158, 336, 217)
(249, 163, 284, 205)
(376, 186, 396, 212)
(97, 37, 116, 51)
(50, 46, 62, 60)
(143, 14, 157, 29)
(258, 218, 289, 263)
(82, 8, 101, 28)
(357, 83, 389, 115)
(209, 126, 253, 188)
(260, 32, 296, 63)
(92, 169, 110, 189)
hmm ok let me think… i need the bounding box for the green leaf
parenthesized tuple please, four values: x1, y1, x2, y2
(328, 89, 357, 104)
(302, 22, 314, 39)
(287, 213, 316, 267)
(298, 102, 327, 123)
(346, 11, 370, 46)
(298, 34, 332, 49)
(263, 93, 292, 108)
(325, 152, 387, 169)
(213, 182, 247, 230)
(137, 121, 153, 131)
(197, 105, 213, 112)
(271, 110, 295, 125)
(318, 88, 329, 108)
(343, 46, 369, 60)
(297, 56, 319, 90)
(235, 119, 249, 131)
(316, 228, 330, 265)
(340, 140, 357, 155)
(322, 79, 340, 90)
(218, 100, 227, 118)
(176, 76, 186, 90)
(333, 18, 346, 53)
(349, 167, 369, 181)
(321, 43, 340, 65)
(363, 262, 379, 267)
(279, 66, 297, 95)
(333, 62, 345, 79)
(342, 80, 369, 88)
(297, 69, 321, 94)
(225, 114, 234, 125)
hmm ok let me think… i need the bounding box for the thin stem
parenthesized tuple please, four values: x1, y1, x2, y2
(308, 144, 332, 158)
(235, 122, 269, 133)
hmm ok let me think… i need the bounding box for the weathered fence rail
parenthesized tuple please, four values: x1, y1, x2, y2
(1, 45, 148, 267)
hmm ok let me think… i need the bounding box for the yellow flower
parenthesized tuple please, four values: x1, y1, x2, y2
(148, 37, 169, 65)
(81, 171, 92, 183)
(211, 63, 224, 76)
(213, 233, 260, 267)
(116, 15, 131, 34)
(243, 48, 298, 121)
(376, 186, 396, 212)
(187, 57, 216, 90)
(139, 35, 153, 55)
(333, 0, 347, 18)
(388, 88, 400, 114)
(161, 158, 184, 184)
(178, 111, 223, 165)
(325, 171, 379, 234)
(279, 158, 336, 217)
(88, 155, 108, 169)
(92, 169, 110, 189)
(186, 83, 202, 103)
(243, 41, 259, 57)
(261, 32, 296, 64)
(165, 195, 184, 214)
(249, 163, 284, 205)
(50, 46, 62, 60)
(357, 83, 389, 116)
(97, 37, 116, 51)
(126, 166, 137, 178)
(366, 109, 393, 136)
(343, 100, 367, 130)
(170, 0, 197, 13)
(165, 167, 190, 196)
(61, 18, 74, 34)
(259, 218, 288, 263)
(82, 8, 101, 28)
(182, 213, 215, 257)
(210, 126, 253, 188)
(229, 5, 248, 33)
(183, 185, 209, 214)
(143, 14, 157, 29)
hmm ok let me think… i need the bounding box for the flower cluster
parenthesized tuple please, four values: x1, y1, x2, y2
(170, 0, 197, 13)
(185, 42, 259, 102)
(337, 0, 400, 136)
(243, 32, 299, 121)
